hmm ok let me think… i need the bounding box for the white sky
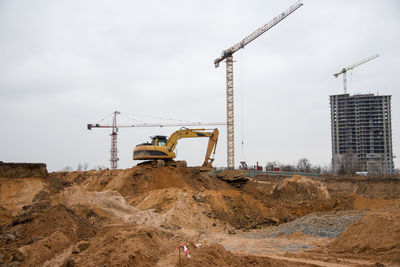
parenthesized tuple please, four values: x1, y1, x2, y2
(1, 0, 399, 171)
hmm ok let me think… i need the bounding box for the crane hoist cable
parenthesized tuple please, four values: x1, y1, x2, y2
(240, 49, 246, 162)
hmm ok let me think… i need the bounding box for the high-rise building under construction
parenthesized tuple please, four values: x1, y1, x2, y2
(330, 93, 394, 174)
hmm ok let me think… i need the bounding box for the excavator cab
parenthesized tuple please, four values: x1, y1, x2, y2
(136, 136, 167, 146)
(133, 135, 175, 160)
(152, 136, 167, 146)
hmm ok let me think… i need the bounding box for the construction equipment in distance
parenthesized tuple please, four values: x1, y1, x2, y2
(133, 128, 219, 168)
(87, 111, 225, 170)
(334, 54, 379, 94)
(214, 1, 303, 169)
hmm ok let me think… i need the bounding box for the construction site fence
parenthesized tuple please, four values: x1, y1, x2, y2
(212, 167, 320, 178)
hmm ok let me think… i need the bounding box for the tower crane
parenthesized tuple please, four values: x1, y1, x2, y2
(214, 1, 303, 169)
(334, 54, 379, 94)
(87, 111, 225, 170)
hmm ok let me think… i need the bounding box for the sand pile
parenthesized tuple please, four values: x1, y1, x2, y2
(2, 163, 400, 266)
(329, 202, 400, 264)
(272, 175, 330, 202)
(69, 224, 172, 267)
(54, 166, 291, 230)
(57, 185, 160, 227)
(201, 189, 291, 229)
(0, 202, 98, 266)
(57, 185, 219, 231)
(57, 166, 232, 196)
(267, 175, 334, 218)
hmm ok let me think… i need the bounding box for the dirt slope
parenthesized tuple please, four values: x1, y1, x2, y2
(329, 201, 400, 264)
(54, 166, 290, 230)
(178, 243, 318, 267)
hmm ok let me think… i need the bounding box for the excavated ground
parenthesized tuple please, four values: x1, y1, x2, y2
(1, 163, 400, 266)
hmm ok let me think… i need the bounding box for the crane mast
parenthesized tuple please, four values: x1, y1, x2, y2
(334, 54, 379, 94)
(110, 111, 120, 169)
(214, 1, 303, 169)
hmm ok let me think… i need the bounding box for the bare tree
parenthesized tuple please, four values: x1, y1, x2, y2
(77, 163, 83, 171)
(280, 164, 296, 172)
(93, 165, 107, 170)
(311, 165, 322, 174)
(320, 164, 333, 174)
(265, 161, 279, 171)
(61, 166, 73, 172)
(297, 158, 312, 173)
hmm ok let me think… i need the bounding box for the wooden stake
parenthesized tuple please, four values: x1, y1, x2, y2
(178, 246, 182, 267)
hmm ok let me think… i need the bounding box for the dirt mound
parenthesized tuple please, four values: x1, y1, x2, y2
(69, 224, 172, 267)
(55, 167, 291, 230)
(0, 202, 98, 266)
(329, 202, 400, 264)
(263, 175, 336, 218)
(58, 185, 218, 231)
(0, 162, 48, 178)
(56, 166, 232, 196)
(179, 243, 318, 267)
(272, 175, 330, 202)
(3, 162, 399, 266)
(201, 189, 291, 229)
(0, 168, 73, 226)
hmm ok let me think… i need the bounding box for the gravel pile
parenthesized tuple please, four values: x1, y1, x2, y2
(269, 210, 367, 238)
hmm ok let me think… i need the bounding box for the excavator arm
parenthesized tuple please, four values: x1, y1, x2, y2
(166, 128, 219, 167)
(203, 129, 219, 168)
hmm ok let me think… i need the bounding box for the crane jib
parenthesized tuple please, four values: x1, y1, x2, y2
(213, 1, 303, 68)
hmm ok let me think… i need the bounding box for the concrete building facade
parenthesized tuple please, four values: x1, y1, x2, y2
(330, 93, 394, 174)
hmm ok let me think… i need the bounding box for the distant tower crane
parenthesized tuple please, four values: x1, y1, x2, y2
(110, 111, 120, 169)
(87, 111, 225, 169)
(334, 54, 379, 94)
(214, 1, 303, 169)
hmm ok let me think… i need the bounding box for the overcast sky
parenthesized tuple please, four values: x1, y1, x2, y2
(1, 0, 399, 171)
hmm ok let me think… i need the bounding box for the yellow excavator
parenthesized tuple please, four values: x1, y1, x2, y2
(133, 128, 219, 168)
